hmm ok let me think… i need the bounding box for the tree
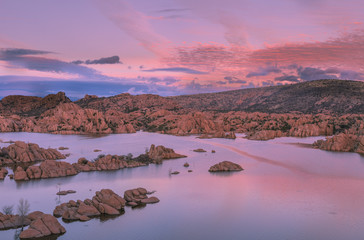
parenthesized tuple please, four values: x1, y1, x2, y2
(126, 153, 133, 160)
(2, 205, 13, 215)
(17, 199, 30, 230)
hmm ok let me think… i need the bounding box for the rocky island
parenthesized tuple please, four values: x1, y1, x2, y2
(209, 161, 244, 172)
(10, 144, 186, 181)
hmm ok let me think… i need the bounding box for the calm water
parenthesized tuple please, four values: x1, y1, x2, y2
(1, 132, 364, 240)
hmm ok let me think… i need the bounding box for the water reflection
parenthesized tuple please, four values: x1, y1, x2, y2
(0, 132, 364, 240)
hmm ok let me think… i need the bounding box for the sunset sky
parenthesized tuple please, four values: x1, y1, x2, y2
(0, 0, 364, 99)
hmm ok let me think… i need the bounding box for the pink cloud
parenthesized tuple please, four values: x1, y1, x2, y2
(95, 0, 170, 57)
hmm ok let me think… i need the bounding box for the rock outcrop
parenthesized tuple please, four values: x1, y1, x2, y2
(0, 80, 363, 151)
(0, 141, 65, 166)
(19, 212, 66, 239)
(193, 148, 206, 153)
(0, 92, 71, 116)
(199, 131, 237, 139)
(246, 130, 283, 140)
(0, 213, 31, 230)
(0, 168, 8, 180)
(124, 188, 160, 207)
(53, 189, 125, 221)
(14, 160, 77, 181)
(147, 144, 187, 162)
(11, 146, 185, 181)
(56, 190, 76, 196)
(313, 133, 364, 154)
(14, 166, 29, 181)
(209, 161, 243, 172)
(72, 154, 148, 172)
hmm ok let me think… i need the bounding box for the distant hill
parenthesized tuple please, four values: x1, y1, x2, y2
(171, 79, 364, 114)
(0, 92, 71, 116)
(0, 79, 363, 116)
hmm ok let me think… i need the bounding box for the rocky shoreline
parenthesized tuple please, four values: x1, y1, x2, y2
(1, 187, 159, 239)
(7, 144, 186, 181)
(0, 141, 65, 167)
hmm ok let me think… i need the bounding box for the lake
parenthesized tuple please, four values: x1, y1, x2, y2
(1, 132, 364, 240)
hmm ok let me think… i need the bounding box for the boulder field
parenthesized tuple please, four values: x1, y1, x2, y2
(0, 82, 363, 151)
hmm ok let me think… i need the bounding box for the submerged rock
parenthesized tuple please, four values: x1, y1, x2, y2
(193, 148, 206, 153)
(56, 190, 76, 196)
(209, 161, 243, 172)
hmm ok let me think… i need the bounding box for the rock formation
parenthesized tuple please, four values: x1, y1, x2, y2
(0, 168, 8, 180)
(209, 161, 243, 172)
(193, 148, 206, 152)
(56, 190, 76, 196)
(11, 145, 186, 181)
(246, 130, 283, 140)
(124, 188, 160, 207)
(0, 212, 31, 230)
(199, 131, 237, 139)
(0, 80, 363, 151)
(14, 160, 77, 181)
(147, 144, 187, 162)
(313, 133, 364, 154)
(0, 141, 65, 166)
(0, 92, 71, 116)
(73, 154, 148, 172)
(53, 189, 126, 221)
(19, 212, 66, 239)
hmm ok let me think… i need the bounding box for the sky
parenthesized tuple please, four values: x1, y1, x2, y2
(0, 0, 364, 99)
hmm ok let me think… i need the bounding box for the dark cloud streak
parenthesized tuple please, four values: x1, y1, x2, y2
(72, 56, 121, 65)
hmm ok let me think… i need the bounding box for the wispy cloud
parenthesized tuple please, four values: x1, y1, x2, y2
(274, 75, 300, 82)
(224, 76, 246, 84)
(0, 48, 53, 58)
(95, 0, 170, 56)
(248, 30, 364, 67)
(155, 8, 190, 13)
(168, 29, 364, 83)
(72, 56, 122, 65)
(0, 48, 99, 78)
(246, 65, 281, 78)
(142, 67, 207, 74)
